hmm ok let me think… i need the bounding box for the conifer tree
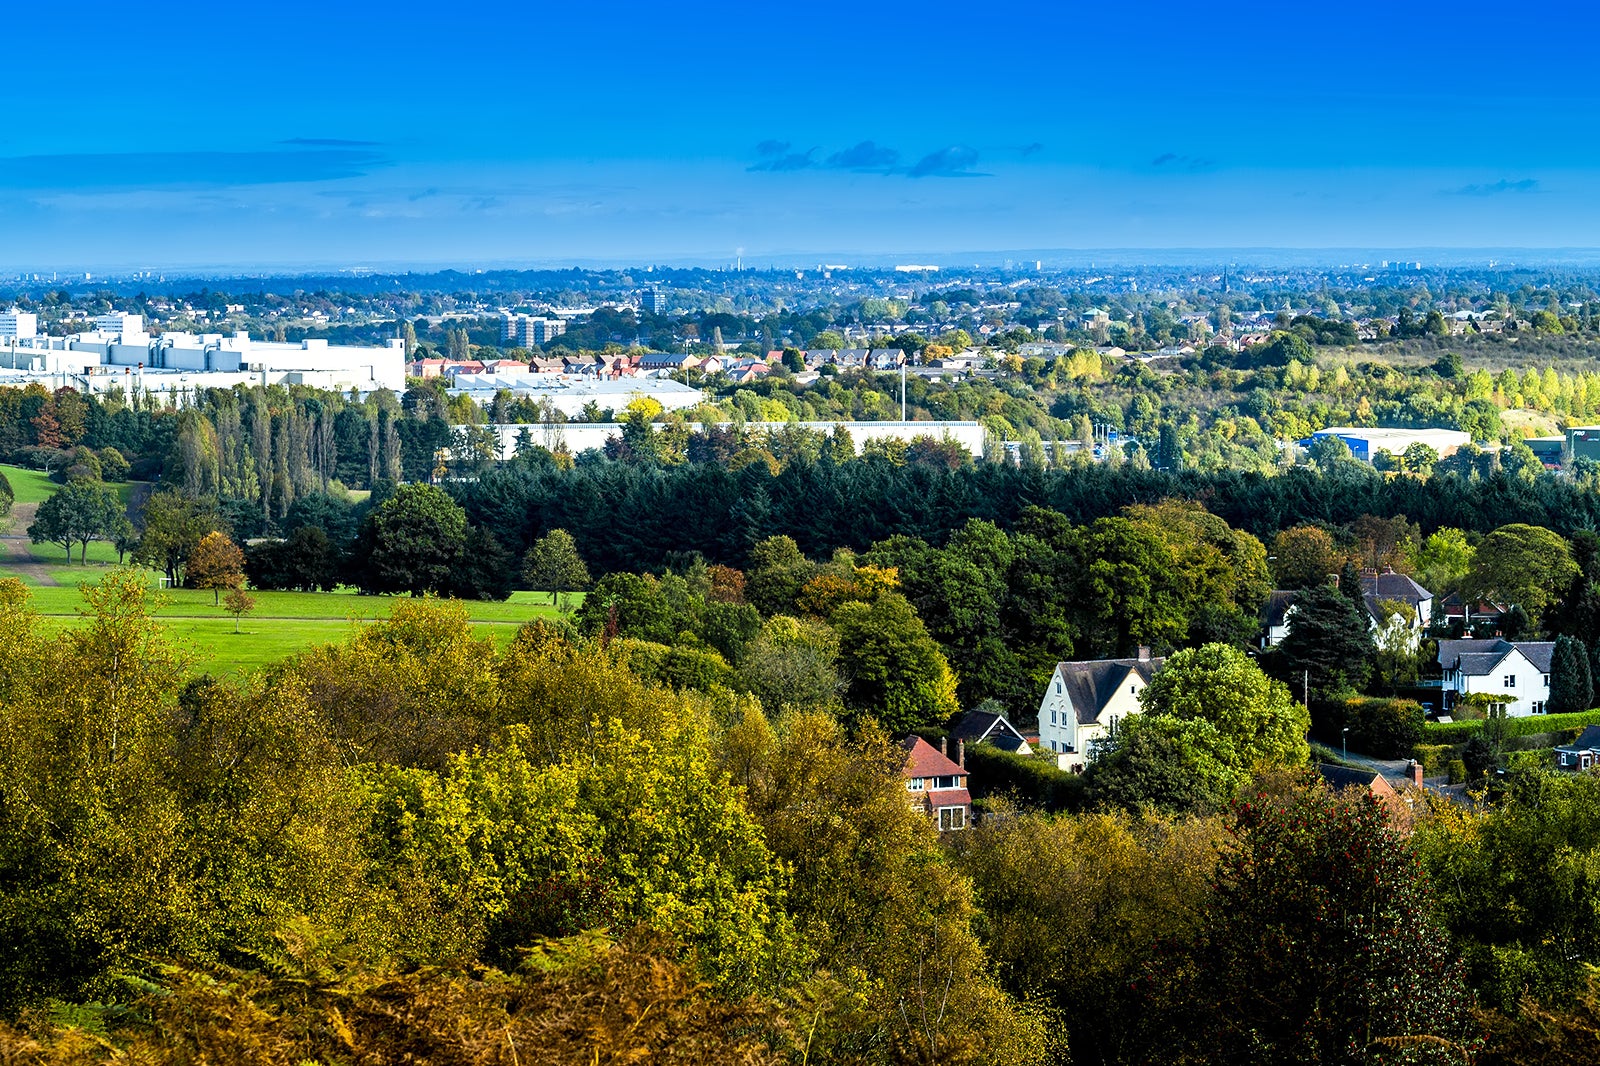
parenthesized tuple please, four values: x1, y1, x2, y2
(1550, 634, 1595, 714)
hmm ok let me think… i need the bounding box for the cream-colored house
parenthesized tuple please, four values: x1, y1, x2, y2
(1036, 648, 1164, 772)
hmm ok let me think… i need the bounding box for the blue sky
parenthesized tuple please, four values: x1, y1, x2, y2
(3, 0, 1599, 268)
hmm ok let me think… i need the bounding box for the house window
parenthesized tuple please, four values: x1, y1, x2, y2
(906, 778, 925, 791)
(1051, 709, 1057, 726)
(1055, 679, 1062, 695)
(939, 806, 967, 831)
(1533, 701, 1547, 714)
(1504, 675, 1516, 688)
(1544, 675, 1551, 687)
(1130, 683, 1138, 695)
(934, 774, 960, 789)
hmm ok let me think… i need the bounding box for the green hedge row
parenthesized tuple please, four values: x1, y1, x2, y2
(1422, 708, 1600, 745)
(964, 742, 1086, 813)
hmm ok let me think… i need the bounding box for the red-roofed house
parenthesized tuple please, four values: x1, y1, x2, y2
(901, 736, 971, 831)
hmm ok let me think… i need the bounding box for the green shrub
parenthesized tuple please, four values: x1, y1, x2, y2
(1505, 732, 1566, 752)
(1505, 749, 1554, 773)
(1343, 697, 1424, 758)
(1414, 744, 1456, 776)
(964, 742, 1086, 813)
(1423, 708, 1600, 745)
(1448, 759, 1467, 785)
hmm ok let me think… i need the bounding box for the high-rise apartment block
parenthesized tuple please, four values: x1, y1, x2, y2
(501, 313, 567, 347)
(94, 312, 145, 338)
(0, 308, 38, 341)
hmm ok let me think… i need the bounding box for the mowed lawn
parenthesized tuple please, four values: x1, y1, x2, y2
(18, 571, 575, 677)
(1, 463, 59, 504)
(1, 463, 139, 507)
(3, 467, 578, 674)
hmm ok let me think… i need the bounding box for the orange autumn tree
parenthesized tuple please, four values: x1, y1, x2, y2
(188, 530, 246, 605)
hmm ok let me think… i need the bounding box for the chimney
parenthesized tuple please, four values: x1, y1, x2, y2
(940, 737, 948, 757)
(956, 739, 965, 769)
(1407, 759, 1423, 788)
(1137, 645, 1151, 661)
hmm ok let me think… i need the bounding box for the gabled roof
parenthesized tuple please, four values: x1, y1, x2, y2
(1363, 569, 1440, 611)
(1262, 590, 1298, 628)
(900, 736, 964, 779)
(1520, 642, 1556, 673)
(1054, 657, 1163, 725)
(919, 787, 973, 811)
(951, 710, 1029, 752)
(1316, 763, 1386, 791)
(1437, 638, 1555, 675)
(1557, 725, 1600, 753)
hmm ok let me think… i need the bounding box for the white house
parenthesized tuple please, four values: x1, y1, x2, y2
(1260, 571, 1434, 651)
(1437, 638, 1554, 717)
(1260, 591, 1298, 648)
(1362, 572, 1433, 649)
(1036, 648, 1164, 772)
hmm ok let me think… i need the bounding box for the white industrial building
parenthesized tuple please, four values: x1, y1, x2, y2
(0, 313, 406, 397)
(1299, 426, 1471, 462)
(447, 371, 707, 418)
(94, 312, 145, 337)
(476, 419, 988, 458)
(0, 308, 38, 341)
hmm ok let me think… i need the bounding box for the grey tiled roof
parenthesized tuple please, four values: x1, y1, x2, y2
(1436, 638, 1555, 676)
(1056, 657, 1163, 725)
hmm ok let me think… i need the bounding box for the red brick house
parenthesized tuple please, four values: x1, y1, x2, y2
(901, 736, 971, 831)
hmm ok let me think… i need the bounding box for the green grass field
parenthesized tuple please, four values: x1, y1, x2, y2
(2, 467, 577, 675)
(34, 614, 536, 676)
(11, 565, 575, 677)
(0, 464, 138, 506)
(0, 463, 57, 504)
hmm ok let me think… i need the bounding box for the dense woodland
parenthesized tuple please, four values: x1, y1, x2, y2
(6, 575, 1600, 1064)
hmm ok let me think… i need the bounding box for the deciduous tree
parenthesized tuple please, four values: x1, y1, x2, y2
(223, 586, 256, 633)
(355, 483, 467, 596)
(27, 477, 123, 563)
(1170, 784, 1476, 1064)
(187, 530, 246, 604)
(522, 528, 591, 604)
(830, 592, 959, 733)
(1466, 523, 1578, 629)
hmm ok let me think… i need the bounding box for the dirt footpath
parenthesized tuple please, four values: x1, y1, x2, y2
(0, 536, 60, 586)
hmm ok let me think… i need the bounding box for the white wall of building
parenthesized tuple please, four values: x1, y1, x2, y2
(0, 330, 407, 395)
(0, 310, 38, 341)
(1451, 648, 1551, 716)
(1035, 665, 1148, 772)
(479, 419, 987, 457)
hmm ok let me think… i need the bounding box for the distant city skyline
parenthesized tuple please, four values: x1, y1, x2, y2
(5, 0, 1600, 269)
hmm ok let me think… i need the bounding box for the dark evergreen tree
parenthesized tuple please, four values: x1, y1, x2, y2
(1271, 583, 1376, 728)
(1337, 559, 1370, 625)
(1549, 635, 1595, 714)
